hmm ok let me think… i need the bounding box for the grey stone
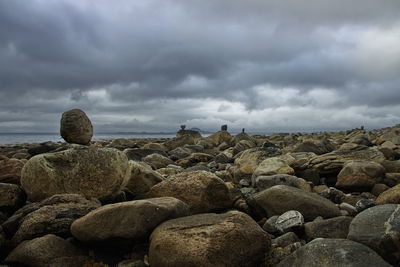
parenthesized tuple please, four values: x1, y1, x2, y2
(277, 238, 391, 267)
(275, 210, 304, 233)
(252, 185, 341, 221)
(348, 204, 400, 264)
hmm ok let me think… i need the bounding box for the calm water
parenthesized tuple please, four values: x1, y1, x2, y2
(0, 133, 179, 145)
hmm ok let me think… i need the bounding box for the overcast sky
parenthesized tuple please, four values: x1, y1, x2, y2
(1, 0, 400, 133)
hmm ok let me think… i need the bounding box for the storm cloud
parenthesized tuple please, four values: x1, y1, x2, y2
(1, 0, 400, 133)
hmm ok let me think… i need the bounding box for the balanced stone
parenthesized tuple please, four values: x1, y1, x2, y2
(60, 109, 93, 145)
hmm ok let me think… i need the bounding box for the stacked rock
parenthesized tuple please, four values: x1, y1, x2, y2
(60, 109, 93, 145)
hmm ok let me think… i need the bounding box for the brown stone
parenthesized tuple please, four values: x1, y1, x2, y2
(149, 211, 270, 267)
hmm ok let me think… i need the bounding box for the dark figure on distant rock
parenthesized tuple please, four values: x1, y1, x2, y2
(361, 126, 364, 130)
(60, 109, 93, 145)
(180, 125, 186, 130)
(221, 125, 228, 131)
(242, 128, 245, 133)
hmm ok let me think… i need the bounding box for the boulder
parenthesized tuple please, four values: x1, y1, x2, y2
(347, 204, 400, 264)
(252, 185, 341, 221)
(252, 157, 295, 178)
(9, 194, 100, 245)
(71, 197, 189, 244)
(0, 183, 25, 212)
(125, 161, 164, 197)
(336, 160, 385, 191)
(149, 211, 270, 267)
(147, 171, 232, 214)
(60, 109, 93, 145)
(5, 234, 84, 267)
(376, 184, 400, 204)
(233, 148, 280, 182)
(21, 146, 130, 202)
(254, 174, 309, 191)
(303, 216, 353, 242)
(292, 139, 335, 155)
(332, 143, 386, 163)
(207, 131, 232, 146)
(0, 157, 24, 184)
(276, 238, 391, 267)
(143, 153, 174, 169)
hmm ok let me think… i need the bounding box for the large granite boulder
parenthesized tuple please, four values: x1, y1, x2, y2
(60, 109, 93, 145)
(5, 234, 85, 267)
(251, 185, 341, 220)
(336, 160, 385, 191)
(149, 211, 270, 267)
(9, 194, 100, 246)
(146, 171, 232, 213)
(0, 156, 24, 184)
(277, 238, 391, 267)
(21, 146, 131, 202)
(347, 204, 400, 264)
(71, 197, 189, 244)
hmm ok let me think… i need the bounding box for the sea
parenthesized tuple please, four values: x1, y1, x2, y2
(0, 133, 179, 145)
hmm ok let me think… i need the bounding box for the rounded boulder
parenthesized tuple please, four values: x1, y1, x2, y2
(149, 211, 270, 267)
(21, 146, 130, 202)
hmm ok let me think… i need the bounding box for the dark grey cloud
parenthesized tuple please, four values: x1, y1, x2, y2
(0, 0, 400, 133)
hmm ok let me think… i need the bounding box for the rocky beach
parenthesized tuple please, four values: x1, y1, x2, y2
(1, 109, 400, 266)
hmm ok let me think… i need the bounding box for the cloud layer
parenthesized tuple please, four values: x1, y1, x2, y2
(1, 0, 400, 133)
